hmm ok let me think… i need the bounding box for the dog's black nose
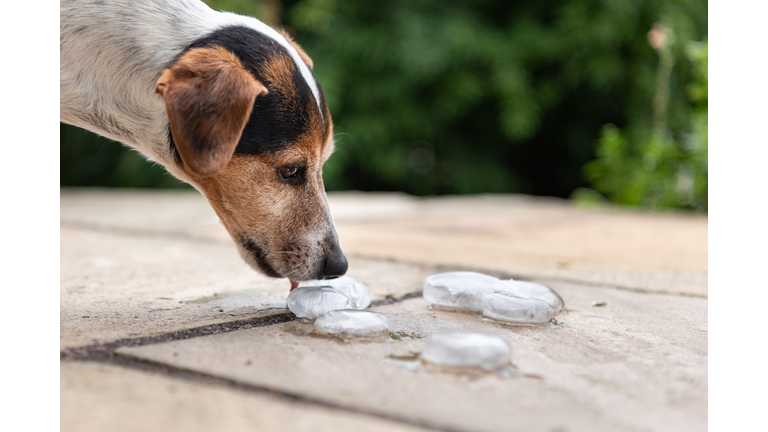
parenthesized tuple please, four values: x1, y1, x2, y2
(323, 252, 348, 279)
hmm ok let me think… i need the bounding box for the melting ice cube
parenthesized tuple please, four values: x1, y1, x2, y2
(286, 286, 356, 319)
(313, 310, 390, 339)
(422, 271, 565, 323)
(303, 276, 371, 309)
(422, 271, 500, 312)
(490, 280, 565, 314)
(481, 291, 554, 324)
(421, 333, 511, 371)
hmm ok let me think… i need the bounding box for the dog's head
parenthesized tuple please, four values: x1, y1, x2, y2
(153, 26, 347, 284)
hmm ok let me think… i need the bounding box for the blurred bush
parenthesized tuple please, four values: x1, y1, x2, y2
(60, 0, 707, 211)
(583, 32, 707, 212)
(59, 124, 190, 188)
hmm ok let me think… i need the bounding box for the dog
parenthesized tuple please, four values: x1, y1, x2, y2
(60, 0, 348, 291)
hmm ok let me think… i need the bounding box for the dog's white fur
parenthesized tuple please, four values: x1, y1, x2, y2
(60, 0, 320, 185)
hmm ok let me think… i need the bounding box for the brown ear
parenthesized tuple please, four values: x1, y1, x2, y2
(154, 46, 268, 177)
(276, 27, 314, 70)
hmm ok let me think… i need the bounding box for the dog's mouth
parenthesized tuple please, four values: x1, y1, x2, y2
(242, 238, 283, 278)
(242, 239, 303, 292)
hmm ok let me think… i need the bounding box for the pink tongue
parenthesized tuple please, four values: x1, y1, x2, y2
(290, 280, 299, 292)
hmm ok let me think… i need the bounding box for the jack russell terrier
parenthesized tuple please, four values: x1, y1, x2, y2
(60, 0, 348, 291)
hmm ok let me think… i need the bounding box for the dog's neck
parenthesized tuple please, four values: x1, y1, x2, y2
(60, 0, 317, 183)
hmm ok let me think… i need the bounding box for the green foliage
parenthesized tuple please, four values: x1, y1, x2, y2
(60, 0, 707, 208)
(583, 38, 707, 211)
(280, 0, 707, 199)
(59, 124, 190, 189)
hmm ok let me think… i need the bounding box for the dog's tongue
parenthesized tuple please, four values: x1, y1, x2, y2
(290, 279, 299, 292)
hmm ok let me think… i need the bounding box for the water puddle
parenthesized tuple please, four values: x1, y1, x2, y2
(182, 293, 231, 304)
(484, 316, 563, 329)
(283, 319, 424, 343)
(283, 318, 315, 336)
(384, 352, 423, 371)
(383, 352, 527, 379)
(429, 305, 565, 329)
(181, 291, 286, 309)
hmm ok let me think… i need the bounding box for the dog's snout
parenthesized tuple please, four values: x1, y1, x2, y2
(323, 250, 348, 279)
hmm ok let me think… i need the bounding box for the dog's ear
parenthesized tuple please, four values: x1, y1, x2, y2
(154, 46, 268, 177)
(276, 28, 313, 70)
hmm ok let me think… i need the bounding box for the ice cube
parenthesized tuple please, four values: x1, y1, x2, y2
(421, 333, 511, 371)
(303, 276, 371, 309)
(481, 291, 554, 324)
(313, 310, 390, 339)
(490, 280, 565, 313)
(423, 271, 500, 311)
(286, 286, 356, 319)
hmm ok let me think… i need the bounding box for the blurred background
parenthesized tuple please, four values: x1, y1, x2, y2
(60, 0, 707, 212)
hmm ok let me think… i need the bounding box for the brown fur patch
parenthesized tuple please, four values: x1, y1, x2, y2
(188, 149, 334, 280)
(320, 100, 335, 161)
(262, 53, 300, 102)
(154, 46, 268, 177)
(275, 27, 314, 70)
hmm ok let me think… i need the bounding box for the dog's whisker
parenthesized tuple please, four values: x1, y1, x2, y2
(281, 264, 305, 278)
(268, 251, 300, 257)
(283, 262, 304, 272)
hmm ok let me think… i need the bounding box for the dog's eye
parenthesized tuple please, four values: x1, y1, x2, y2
(277, 166, 304, 184)
(280, 167, 298, 178)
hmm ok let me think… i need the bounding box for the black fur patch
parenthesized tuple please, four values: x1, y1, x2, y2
(166, 125, 182, 166)
(242, 238, 282, 278)
(185, 26, 323, 156)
